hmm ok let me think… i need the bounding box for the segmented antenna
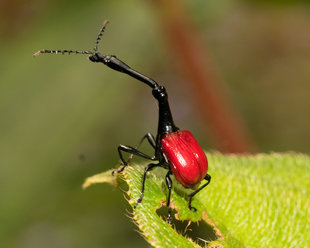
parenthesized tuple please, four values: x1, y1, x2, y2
(33, 49, 93, 57)
(33, 20, 110, 57)
(94, 20, 109, 52)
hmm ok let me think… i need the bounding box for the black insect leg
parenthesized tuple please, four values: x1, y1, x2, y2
(126, 133, 156, 165)
(188, 174, 211, 212)
(165, 170, 173, 224)
(113, 133, 156, 175)
(115, 144, 156, 175)
(134, 162, 161, 208)
(142, 132, 156, 148)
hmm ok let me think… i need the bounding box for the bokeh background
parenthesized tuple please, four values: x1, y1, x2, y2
(1, 0, 309, 247)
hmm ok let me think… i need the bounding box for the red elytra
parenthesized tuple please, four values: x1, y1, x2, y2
(161, 130, 208, 188)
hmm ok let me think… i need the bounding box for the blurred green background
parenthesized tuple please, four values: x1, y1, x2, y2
(0, 0, 309, 247)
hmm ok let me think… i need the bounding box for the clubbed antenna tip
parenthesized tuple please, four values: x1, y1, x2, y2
(33, 50, 43, 57)
(104, 19, 109, 26)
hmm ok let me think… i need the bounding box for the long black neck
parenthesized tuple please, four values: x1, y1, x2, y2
(89, 52, 179, 138)
(152, 86, 179, 136)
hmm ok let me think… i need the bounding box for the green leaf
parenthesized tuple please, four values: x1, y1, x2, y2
(83, 153, 310, 248)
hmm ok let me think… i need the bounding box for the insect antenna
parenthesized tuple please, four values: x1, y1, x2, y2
(33, 49, 93, 57)
(34, 20, 110, 57)
(93, 20, 109, 52)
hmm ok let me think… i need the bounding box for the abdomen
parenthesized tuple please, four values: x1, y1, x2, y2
(161, 130, 208, 188)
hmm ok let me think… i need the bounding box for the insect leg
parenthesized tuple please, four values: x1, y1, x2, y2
(125, 133, 156, 165)
(165, 170, 173, 224)
(134, 162, 161, 208)
(115, 144, 156, 175)
(188, 174, 211, 212)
